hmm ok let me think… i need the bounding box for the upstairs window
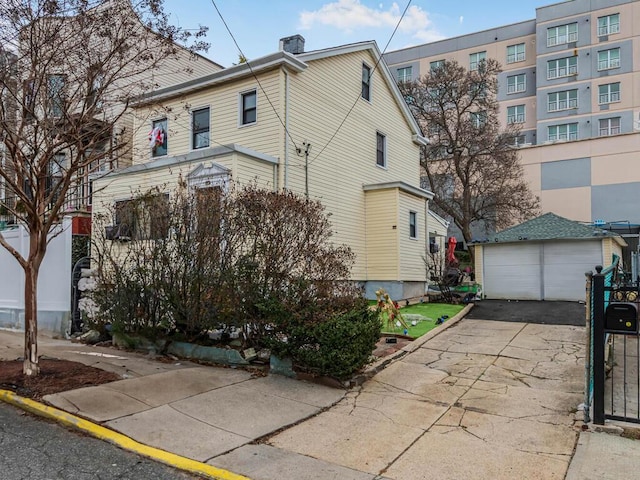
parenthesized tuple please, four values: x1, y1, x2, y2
(47, 74, 65, 118)
(506, 73, 526, 94)
(376, 132, 386, 168)
(469, 51, 486, 71)
(241, 90, 257, 125)
(150, 118, 167, 157)
(598, 48, 620, 71)
(397, 66, 412, 83)
(548, 123, 578, 141)
(598, 82, 620, 104)
(599, 117, 621, 137)
(409, 211, 417, 239)
(506, 43, 525, 64)
(548, 89, 578, 112)
(430, 59, 445, 71)
(598, 13, 620, 36)
(507, 105, 525, 124)
(362, 63, 371, 101)
(547, 56, 577, 79)
(191, 107, 210, 149)
(547, 22, 578, 46)
(470, 111, 487, 128)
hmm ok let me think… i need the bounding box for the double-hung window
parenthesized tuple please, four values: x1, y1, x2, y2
(397, 66, 412, 82)
(547, 22, 578, 46)
(47, 74, 65, 118)
(598, 82, 620, 104)
(598, 14, 620, 36)
(151, 118, 167, 157)
(506, 74, 526, 94)
(547, 56, 577, 79)
(409, 211, 417, 239)
(362, 63, 371, 101)
(547, 89, 578, 112)
(240, 90, 257, 125)
(599, 117, 621, 137)
(376, 132, 386, 167)
(507, 105, 525, 124)
(469, 51, 486, 71)
(506, 43, 525, 64)
(548, 123, 578, 141)
(191, 107, 210, 149)
(597, 48, 620, 71)
(512, 135, 526, 147)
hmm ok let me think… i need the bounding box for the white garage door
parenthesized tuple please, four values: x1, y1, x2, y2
(482, 241, 603, 301)
(543, 241, 602, 301)
(483, 243, 542, 300)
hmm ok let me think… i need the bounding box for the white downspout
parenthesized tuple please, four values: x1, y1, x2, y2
(284, 69, 290, 190)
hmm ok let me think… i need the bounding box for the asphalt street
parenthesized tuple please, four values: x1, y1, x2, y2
(0, 402, 198, 480)
(465, 299, 587, 325)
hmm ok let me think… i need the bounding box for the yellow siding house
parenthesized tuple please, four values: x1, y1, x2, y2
(93, 35, 434, 299)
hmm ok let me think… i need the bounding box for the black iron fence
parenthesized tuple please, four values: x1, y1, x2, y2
(591, 259, 640, 424)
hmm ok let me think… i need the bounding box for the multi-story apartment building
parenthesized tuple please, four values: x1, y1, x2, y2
(384, 0, 640, 249)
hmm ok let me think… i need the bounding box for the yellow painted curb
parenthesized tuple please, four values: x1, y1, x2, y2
(0, 389, 250, 480)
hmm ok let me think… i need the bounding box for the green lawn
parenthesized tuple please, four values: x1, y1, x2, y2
(380, 303, 465, 338)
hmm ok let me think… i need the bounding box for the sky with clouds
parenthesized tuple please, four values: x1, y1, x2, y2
(164, 0, 556, 67)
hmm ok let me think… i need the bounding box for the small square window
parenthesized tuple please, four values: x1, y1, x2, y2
(469, 51, 486, 71)
(376, 132, 386, 168)
(362, 63, 371, 101)
(150, 118, 167, 157)
(506, 43, 525, 64)
(397, 66, 412, 83)
(241, 90, 257, 125)
(409, 211, 417, 239)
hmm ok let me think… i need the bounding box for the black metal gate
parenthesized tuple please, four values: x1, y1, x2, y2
(591, 265, 640, 424)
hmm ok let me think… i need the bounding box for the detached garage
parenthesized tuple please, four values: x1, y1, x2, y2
(473, 213, 626, 301)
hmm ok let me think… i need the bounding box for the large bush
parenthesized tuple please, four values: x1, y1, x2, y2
(90, 183, 372, 372)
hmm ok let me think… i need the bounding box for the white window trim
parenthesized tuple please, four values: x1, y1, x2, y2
(469, 51, 486, 71)
(547, 23, 578, 47)
(190, 105, 211, 151)
(362, 62, 372, 102)
(376, 131, 387, 169)
(598, 83, 621, 105)
(409, 211, 418, 239)
(547, 90, 578, 112)
(506, 74, 526, 94)
(507, 105, 525, 124)
(547, 57, 578, 80)
(598, 117, 621, 137)
(506, 43, 526, 64)
(397, 66, 412, 82)
(238, 88, 257, 127)
(150, 117, 168, 158)
(548, 123, 578, 141)
(597, 48, 621, 71)
(598, 14, 620, 37)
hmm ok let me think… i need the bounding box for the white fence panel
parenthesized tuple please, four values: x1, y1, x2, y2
(0, 218, 72, 334)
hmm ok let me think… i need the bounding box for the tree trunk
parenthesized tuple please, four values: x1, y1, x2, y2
(23, 263, 40, 376)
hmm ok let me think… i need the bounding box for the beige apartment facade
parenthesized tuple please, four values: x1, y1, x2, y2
(93, 38, 434, 300)
(384, 0, 640, 248)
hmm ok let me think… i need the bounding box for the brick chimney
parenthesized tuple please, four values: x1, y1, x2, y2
(279, 35, 305, 55)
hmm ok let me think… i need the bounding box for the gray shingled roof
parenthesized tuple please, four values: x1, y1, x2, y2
(486, 212, 619, 244)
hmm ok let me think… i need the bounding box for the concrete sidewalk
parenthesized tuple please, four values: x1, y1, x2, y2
(1, 316, 636, 480)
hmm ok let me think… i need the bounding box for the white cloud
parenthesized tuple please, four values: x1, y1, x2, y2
(459, 15, 464, 24)
(298, 0, 442, 42)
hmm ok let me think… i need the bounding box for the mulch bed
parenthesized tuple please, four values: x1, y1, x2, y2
(0, 359, 121, 401)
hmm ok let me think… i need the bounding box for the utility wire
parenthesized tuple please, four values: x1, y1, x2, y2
(309, 0, 413, 165)
(209, 0, 300, 153)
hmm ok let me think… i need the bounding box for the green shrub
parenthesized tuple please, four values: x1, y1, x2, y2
(269, 301, 381, 380)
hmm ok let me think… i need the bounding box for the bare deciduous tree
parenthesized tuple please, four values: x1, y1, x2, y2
(399, 59, 539, 261)
(0, 0, 207, 376)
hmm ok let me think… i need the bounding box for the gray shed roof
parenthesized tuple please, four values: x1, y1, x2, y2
(482, 212, 623, 244)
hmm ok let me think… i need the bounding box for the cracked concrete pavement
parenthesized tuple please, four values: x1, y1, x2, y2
(268, 319, 585, 480)
(0, 314, 588, 480)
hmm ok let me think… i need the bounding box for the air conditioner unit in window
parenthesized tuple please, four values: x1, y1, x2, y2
(105, 224, 131, 241)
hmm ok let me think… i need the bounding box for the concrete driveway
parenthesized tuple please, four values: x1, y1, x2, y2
(247, 316, 585, 480)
